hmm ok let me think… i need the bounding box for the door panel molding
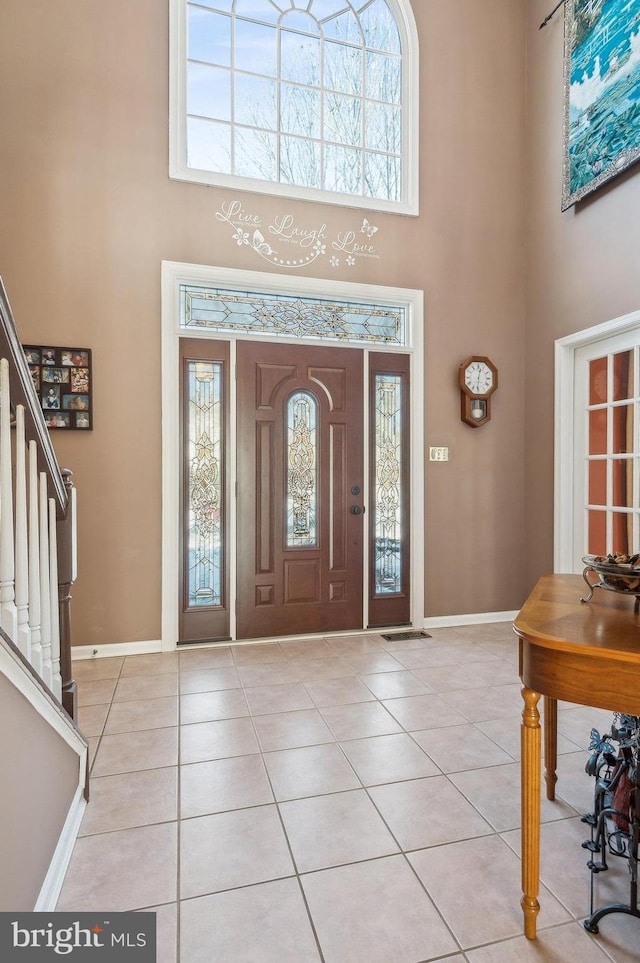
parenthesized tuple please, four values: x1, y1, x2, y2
(329, 423, 347, 571)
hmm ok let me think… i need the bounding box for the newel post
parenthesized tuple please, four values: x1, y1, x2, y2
(57, 468, 78, 721)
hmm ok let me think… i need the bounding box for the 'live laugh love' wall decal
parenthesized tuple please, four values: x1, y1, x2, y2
(215, 199, 381, 270)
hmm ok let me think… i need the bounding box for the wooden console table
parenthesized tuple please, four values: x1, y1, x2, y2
(513, 574, 640, 939)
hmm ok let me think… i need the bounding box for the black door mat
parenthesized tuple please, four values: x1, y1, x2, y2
(381, 630, 431, 641)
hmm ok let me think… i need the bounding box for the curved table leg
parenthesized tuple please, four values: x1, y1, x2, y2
(544, 696, 557, 801)
(521, 685, 541, 939)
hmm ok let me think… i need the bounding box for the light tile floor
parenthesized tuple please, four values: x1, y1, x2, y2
(57, 623, 640, 962)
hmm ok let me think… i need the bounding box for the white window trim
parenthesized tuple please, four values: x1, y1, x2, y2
(168, 0, 420, 216)
(161, 259, 424, 648)
(554, 308, 640, 573)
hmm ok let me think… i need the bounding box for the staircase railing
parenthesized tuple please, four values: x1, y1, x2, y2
(0, 277, 78, 721)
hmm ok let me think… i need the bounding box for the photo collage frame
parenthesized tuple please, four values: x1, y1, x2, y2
(23, 345, 92, 430)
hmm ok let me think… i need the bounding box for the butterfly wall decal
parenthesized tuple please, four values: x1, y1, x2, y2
(252, 229, 274, 256)
(360, 218, 379, 238)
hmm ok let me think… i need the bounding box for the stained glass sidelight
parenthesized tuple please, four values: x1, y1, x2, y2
(286, 391, 318, 547)
(187, 361, 223, 606)
(180, 284, 407, 346)
(374, 373, 402, 593)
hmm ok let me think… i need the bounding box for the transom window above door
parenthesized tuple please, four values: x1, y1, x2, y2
(169, 0, 419, 214)
(179, 282, 410, 346)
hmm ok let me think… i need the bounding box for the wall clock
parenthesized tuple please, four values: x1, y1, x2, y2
(458, 356, 498, 427)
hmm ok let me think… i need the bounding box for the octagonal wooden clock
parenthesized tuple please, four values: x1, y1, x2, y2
(458, 356, 498, 427)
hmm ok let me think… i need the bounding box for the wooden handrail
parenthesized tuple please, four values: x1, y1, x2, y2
(0, 278, 67, 513)
(0, 276, 77, 721)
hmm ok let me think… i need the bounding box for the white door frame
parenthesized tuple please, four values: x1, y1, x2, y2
(160, 260, 425, 649)
(554, 308, 640, 573)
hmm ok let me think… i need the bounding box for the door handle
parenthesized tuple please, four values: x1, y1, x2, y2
(351, 505, 365, 515)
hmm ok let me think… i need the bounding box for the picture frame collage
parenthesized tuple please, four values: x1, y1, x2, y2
(23, 345, 92, 430)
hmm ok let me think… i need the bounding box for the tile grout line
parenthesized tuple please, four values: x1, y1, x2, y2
(75, 635, 633, 961)
(241, 676, 328, 963)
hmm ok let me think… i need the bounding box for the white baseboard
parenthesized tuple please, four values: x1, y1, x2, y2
(423, 610, 518, 629)
(71, 614, 520, 658)
(34, 784, 87, 911)
(71, 639, 163, 660)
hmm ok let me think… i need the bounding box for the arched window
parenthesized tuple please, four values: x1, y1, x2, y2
(170, 0, 418, 213)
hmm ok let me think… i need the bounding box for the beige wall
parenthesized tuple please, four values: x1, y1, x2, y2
(524, 1, 640, 590)
(0, 0, 527, 645)
(0, 673, 80, 909)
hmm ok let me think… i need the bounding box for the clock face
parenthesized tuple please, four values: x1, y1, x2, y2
(464, 361, 494, 395)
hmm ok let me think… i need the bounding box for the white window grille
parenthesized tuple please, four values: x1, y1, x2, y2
(170, 0, 419, 214)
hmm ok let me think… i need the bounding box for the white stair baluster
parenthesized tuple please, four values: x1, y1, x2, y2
(28, 441, 42, 675)
(14, 404, 31, 660)
(0, 357, 17, 639)
(39, 471, 52, 689)
(48, 497, 62, 700)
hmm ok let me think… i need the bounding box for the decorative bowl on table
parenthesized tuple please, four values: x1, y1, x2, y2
(581, 553, 640, 604)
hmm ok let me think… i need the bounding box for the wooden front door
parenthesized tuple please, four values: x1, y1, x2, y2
(236, 340, 364, 639)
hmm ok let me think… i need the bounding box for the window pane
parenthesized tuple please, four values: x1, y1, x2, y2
(281, 10, 321, 34)
(613, 404, 633, 454)
(195, 0, 232, 10)
(234, 73, 277, 129)
(280, 83, 321, 138)
(612, 459, 633, 508)
(612, 511, 631, 555)
(187, 361, 223, 607)
(280, 135, 321, 188)
(188, 6, 231, 65)
(188, 63, 231, 120)
(588, 459, 606, 506)
(374, 374, 402, 594)
(364, 151, 399, 201)
(588, 408, 607, 456)
(365, 100, 400, 152)
(324, 92, 362, 145)
(360, 0, 401, 53)
(324, 143, 362, 194)
(286, 392, 318, 547)
(234, 127, 277, 179)
(281, 31, 321, 84)
(366, 50, 401, 103)
(613, 350, 634, 401)
(324, 41, 363, 95)
(589, 356, 608, 404)
(187, 117, 231, 172)
(588, 509, 606, 556)
(322, 9, 363, 44)
(235, 19, 277, 76)
(234, 0, 279, 23)
(309, 0, 345, 21)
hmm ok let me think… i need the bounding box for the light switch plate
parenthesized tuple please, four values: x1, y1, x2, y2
(429, 447, 449, 462)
